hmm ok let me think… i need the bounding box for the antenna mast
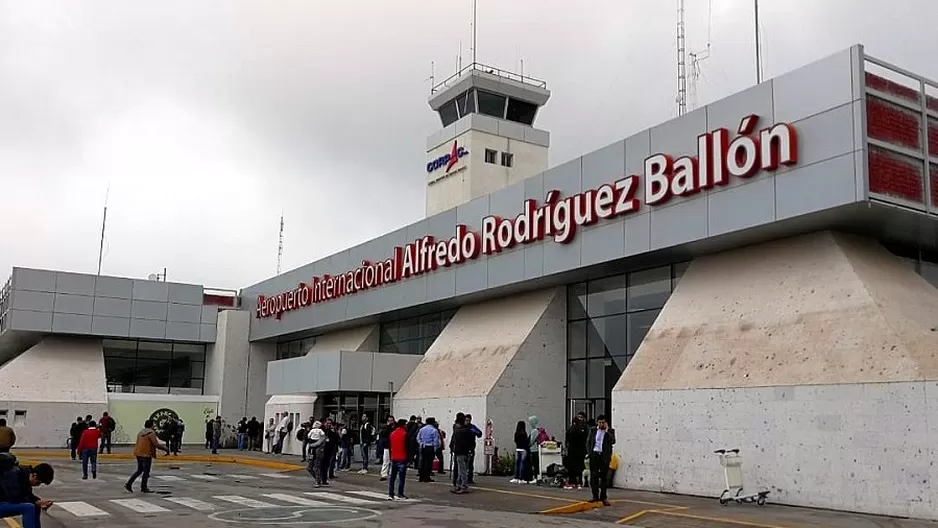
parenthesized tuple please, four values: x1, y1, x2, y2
(276, 214, 284, 275)
(470, 0, 478, 64)
(676, 0, 687, 116)
(689, 0, 713, 110)
(754, 0, 762, 83)
(96, 184, 110, 276)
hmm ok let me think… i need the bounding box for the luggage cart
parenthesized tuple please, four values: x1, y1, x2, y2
(714, 449, 769, 506)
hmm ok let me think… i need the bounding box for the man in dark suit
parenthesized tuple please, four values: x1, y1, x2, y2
(586, 414, 615, 505)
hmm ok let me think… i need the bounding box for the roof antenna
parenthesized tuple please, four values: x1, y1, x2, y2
(96, 182, 110, 276)
(426, 61, 435, 94)
(676, 0, 687, 116)
(276, 213, 284, 275)
(689, 0, 712, 110)
(470, 0, 478, 65)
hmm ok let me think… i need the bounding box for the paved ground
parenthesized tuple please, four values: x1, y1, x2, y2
(8, 447, 938, 527)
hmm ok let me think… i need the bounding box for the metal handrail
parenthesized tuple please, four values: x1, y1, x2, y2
(431, 61, 547, 94)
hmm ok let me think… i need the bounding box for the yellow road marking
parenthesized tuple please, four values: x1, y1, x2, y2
(539, 501, 604, 514)
(609, 497, 689, 508)
(650, 509, 795, 528)
(615, 505, 688, 524)
(3, 517, 23, 528)
(468, 485, 580, 503)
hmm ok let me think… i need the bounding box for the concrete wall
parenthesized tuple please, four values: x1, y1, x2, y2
(264, 395, 316, 456)
(204, 310, 256, 424)
(394, 287, 564, 470)
(0, 336, 108, 447)
(307, 325, 378, 353)
(612, 231, 938, 519)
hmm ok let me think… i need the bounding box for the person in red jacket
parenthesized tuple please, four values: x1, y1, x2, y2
(387, 419, 410, 501)
(77, 421, 101, 480)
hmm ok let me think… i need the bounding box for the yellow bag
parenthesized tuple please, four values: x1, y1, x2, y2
(609, 453, 620, 471)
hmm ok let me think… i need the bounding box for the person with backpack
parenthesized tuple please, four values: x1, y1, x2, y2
(296, 423, 309, 461)
(97, 412, 115, 454)
(528, 415, 549, 482)
(68, 417, 86, 460)
(0, 453, 55, 528)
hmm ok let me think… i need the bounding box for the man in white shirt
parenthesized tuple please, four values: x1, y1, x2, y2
(275, 415, 292, 455)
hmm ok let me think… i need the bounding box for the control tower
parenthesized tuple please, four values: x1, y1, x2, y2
(424, 63, 551, 216)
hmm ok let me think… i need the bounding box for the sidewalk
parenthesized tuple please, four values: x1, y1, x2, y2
(11, 446, 305, 471)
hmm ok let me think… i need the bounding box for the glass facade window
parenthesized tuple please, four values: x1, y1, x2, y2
(506, 98, 537, 125)
(438, 100, 459, 127)
(477, 90, 507, 118)
(566, 262, 688, 423)
(379, 308, 456, 355)
(104, 339, 206, 395)
(454, 89, 476, 118)
(276, 337, 316, 360)
(319, 392, 392, 442)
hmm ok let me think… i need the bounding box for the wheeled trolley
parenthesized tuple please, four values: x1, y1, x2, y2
(714, 449, 769, 506)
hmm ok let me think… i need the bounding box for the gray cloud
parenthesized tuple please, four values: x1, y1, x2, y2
(1, 0, 935, 288)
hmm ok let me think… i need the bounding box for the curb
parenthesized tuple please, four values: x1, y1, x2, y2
(539, 501, 605, 515)
(11, 451, 304, 472)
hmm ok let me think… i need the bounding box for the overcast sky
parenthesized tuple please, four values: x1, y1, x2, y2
(1, 0, 935, 290)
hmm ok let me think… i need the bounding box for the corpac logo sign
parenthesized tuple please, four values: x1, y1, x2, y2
(427, 140, 469, 174)
(257, 114, 798, 320)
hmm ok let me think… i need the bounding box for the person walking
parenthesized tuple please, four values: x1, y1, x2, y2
(510, 421, 529, 484)
(387, 418, 410, 501)
(77, 421, 101, 479)
(416, 418, 439, 482)
(564, 412, 588, 489)
(0, 418, 15, 453)
(69, 416, 86, 460)
(125, 419, 169, 493)
(450, 413, 474, 494)
(211, 416, 222, 454)
(97, 412, 115, 454)
(586, 414, 616, 506)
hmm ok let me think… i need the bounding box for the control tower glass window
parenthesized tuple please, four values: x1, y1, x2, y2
(507, 98, 537, 125)
(455, 90, 476, 118)
(438, 100, 459, 127)
(477, 90, 507, 119)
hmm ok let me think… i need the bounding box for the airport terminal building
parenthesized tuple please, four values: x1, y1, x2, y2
(2, 44, 938, 519)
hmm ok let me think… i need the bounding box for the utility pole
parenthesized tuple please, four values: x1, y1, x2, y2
(676, 0, 687, 116)
(276, 214, 284, 275)
(755, 0, 762, 84)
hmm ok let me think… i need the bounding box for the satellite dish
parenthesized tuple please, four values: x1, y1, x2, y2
(147, 274, 158, 281)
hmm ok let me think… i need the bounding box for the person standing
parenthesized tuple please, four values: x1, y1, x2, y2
(564, 412, 588, 489)
(320, 419, 340, 485)
(247, 417, 261, 451)
(124, 419, 169, 493)
(274, 414, 291, 455)
(236, 417, 248, 451)
(164, 419, 179, 456)
(305, 421, 326, 487)
(464, 414, 482, 484)
(450, 413, 474, 494)
(358, 414, 375, 474)
(77, 421, 101, 479)
(174, 418, 185, 454)
(377, 415, 393, 481)
(510, 421, 529, 484)
(204, 419, 213, 449)
(0, 418, 15, 453)
(264, 418, 276, 453)
(387, 419, 410, 501)
(69, 417, 86, 460)
(416, 418, 439, 483)
(586, 414, 616, 506)
(97, 412, 115, 455)
(211, 416, 222, 455)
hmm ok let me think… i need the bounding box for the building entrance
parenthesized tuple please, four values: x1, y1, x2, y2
(317, 392, 392, 441)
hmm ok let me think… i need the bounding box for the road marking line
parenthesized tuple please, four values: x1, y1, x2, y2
(56, 501, 110, 517)
(214, 495, 278, 508)
(188, 474, 220, 480)
(153, 475, 186, 481)
(467, 485, 579, 503)
(305, 492, 377, 505)
(164, 497, 216, 511)
(348, 490, 419, 502)
(539, 501, 603, 514)
(258, 472, 292, 479)
(228, 474, 259, 480)
(3, 517, 22, 528)
(110, 499, 171, 513)
(615, 505, 688, 524)
(263, 493, 330, 507)
(651, 510, 794, 528)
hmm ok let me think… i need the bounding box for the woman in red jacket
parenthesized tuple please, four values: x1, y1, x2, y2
(78, 421, 101, 479)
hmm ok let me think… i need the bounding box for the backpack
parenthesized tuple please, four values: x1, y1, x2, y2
(296, 428, 308, 442)
(108, 417, 116, 432)
(0, 453, 17, 473)
(536, 427, 549, 444)
(0, 454, 25, 503)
